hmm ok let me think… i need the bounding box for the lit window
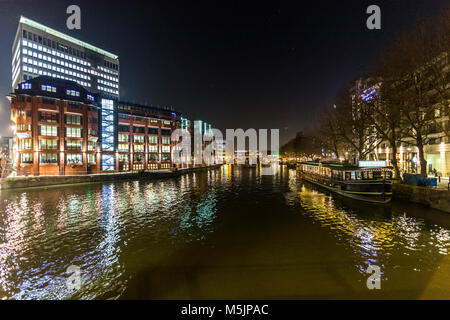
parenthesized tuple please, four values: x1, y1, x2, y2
(21, 153, 33, 164)
(66, 89, 80, 97)
(161, 145, 170, 153)
(118, 134, 129, 142)
(66, 127, 81, 138)
(161, 137, 171, 144)
(65, 114, 81, 125)
(21, 83, 32, 90)
(39, 139, 58, 150)
(87, 141, 96, 151)
(40, 153, 58, 164)
(67, 153, 82, 164)
(87, 94, 94, 101)
(148, 136, 158, 144)
(41, 85, 56, 93)
(66, 140, 82, 150)
(39, 125, 58, 136)
(87, 153, 96, 163)
(118, 144, 129, 152)
(20, 138, 33, 150)
(119, 154, 129, 162)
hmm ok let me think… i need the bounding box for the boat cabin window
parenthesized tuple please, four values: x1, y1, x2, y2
(373, 171, 382, 179)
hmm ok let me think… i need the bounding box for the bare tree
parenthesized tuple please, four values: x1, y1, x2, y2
(317, 105, 345, 159)
(359, 76, 405, 178)
(333, 86, 379, 163)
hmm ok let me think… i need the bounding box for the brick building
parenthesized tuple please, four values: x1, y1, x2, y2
(8, 76, 181, 176)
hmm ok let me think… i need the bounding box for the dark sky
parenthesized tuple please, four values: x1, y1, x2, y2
(0, 0, 448, 144)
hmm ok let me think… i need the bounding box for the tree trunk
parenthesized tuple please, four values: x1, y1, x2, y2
(416, 139, 427, 176)
(390, 141, 401, 179)
(333, 140, 339, 160)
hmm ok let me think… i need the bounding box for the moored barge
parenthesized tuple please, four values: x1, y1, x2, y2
(298, 161, 393, 204)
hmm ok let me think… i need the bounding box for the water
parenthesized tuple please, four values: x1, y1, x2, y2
(1, 165, 450, 299)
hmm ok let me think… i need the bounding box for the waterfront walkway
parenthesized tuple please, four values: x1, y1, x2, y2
(428, 176, 450, 191)
(0, 165, 222, 190)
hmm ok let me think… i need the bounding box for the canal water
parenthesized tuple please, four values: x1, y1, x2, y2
(1, 165, 450, 299)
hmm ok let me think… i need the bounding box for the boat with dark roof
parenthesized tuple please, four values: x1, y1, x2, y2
(298, 161, 393, 204)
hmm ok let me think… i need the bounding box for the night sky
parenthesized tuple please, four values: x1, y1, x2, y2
(0, 0, 448, 144)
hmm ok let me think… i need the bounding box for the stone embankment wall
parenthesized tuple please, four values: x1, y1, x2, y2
(393, 183, 450, 213)
(0, 165, 221, 190)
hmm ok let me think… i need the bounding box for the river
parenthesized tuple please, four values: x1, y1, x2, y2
(1, 165, 450, 299)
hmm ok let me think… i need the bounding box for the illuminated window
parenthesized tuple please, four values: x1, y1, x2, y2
(65, 114, 82, 125)
(118, 144, 129, 152)
(39, 139, 58, 150)
(41, 84, 56, 92)
(21, 83, 32, 89)
(134, 145, 144, 152)
(67, 153, 82, 164)
(148, 145, 158, 152)
(161, 137, 171, 144)
(118, 134, 129, 142)
(161, 145, 170, 153)
(119, 154, 129, 162)
(20, 138, 33, 150)
(66, 127, 81, 137)
(66, 140, 82, 150)
(21, 153, 33, 164)
(87, 154, 96, 163)
(66, 89, 80, 97)
(40, 153, 58, 163)
(39, 125, 58, 136)
(148, 136, 158, 144)
(133, 135, 145, 143)
(87, 141, 96, 151)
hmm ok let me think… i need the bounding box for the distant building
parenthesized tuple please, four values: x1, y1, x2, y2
(0, 136, 13, 159)
(192, 119, 214, 165)
(12, 16, 120, 99)
(215, 139, 227, 163)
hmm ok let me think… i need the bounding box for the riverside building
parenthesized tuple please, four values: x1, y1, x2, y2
(9, 76, 181, 176)
(12, 16, 120, 99)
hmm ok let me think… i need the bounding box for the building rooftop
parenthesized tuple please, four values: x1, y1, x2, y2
(20, 16, 118, 60)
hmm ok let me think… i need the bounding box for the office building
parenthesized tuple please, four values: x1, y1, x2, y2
(12, 16, 119, 99)
(8, 76, 181, 176)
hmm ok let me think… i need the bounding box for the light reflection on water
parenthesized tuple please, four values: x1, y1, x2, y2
(0, 165, 450, 299)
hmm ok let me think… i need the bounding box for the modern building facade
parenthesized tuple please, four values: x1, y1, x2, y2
(9, 76, 181, 176)
(12, 16, 119, 99)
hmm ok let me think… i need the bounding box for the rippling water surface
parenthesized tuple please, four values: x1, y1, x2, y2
(1, 165, 450, 299)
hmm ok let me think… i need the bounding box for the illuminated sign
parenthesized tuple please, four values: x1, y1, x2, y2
(358, 160, 387, 167)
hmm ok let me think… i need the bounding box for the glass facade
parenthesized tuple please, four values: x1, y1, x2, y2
(13, 17, 119, 98)
(101, 98, 116, 171)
